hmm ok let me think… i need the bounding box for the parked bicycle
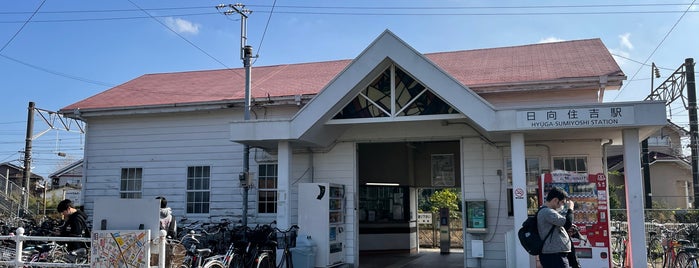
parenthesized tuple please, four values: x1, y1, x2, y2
(179, 230, 217, 268)
(610, 221, 627, 267)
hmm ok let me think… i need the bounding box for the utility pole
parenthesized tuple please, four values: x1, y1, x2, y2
(217, 3, 253, 226)
(21, 101, 35, 217)
(685, 58, 697, 208)
(642, 63, 661, 209)
(645, 58, 697, 208)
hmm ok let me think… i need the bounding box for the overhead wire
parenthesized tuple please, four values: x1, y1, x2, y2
(126, 0, 233, 71)
(612, 0, 696, 101)
(253, 0, 278, 65)
(0, 0, 46, 53)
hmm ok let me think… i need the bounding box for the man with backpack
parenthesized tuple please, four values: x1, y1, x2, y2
(538, 187, 575, 268)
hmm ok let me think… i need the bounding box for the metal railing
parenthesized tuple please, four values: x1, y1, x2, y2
(0, 228, 168, 268)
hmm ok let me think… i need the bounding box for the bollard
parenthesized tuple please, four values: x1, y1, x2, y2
(159, 230, 167, 268)
(14, 227, 24, 268)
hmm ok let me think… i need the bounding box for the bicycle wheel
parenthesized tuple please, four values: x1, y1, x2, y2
(648, 238, 664, 268)
(204, 260, 225, 268)
(228, 253, 245, 268)
(610, 235, 623, 267)
(255, 253, 275, 268)
(675, 251, 696, 268)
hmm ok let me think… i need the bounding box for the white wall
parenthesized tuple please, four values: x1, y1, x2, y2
(84, 110, 244, 222)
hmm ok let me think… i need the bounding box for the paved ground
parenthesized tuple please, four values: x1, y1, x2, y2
(358, 248, 465, 268)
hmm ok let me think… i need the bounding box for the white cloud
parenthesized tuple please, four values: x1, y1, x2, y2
(619, 33, 633, 50)
(164, 17, 200, 35)
(538, 37, 566, 43)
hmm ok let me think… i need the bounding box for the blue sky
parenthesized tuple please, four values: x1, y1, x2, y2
(1, 0, 697, 178)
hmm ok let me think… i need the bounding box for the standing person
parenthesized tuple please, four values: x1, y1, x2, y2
(56, 199, 89, 251)
(156, 196, 177, 238)
(538, 187, 575, 268)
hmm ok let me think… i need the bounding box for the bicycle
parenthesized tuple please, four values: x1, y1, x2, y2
(610, 221, 627, 267)
(648, 222, 665, 268)
(179, 230, 217, 268)
(655, 224, 699, 268)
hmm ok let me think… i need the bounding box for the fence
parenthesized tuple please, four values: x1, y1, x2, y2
(0, 227, 168, 268)
(418, 215, 464, 248)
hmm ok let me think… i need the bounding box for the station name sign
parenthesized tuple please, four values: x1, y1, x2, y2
(516, 106, 635, 129)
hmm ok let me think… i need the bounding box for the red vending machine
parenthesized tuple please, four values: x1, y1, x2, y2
(541, 172, 611, 268)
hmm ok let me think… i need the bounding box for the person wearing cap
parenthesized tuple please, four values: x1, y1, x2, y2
(56, 199, 89, 251)
(537, 187, 575, 268)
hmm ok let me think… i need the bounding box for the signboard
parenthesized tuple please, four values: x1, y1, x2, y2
(431, 154, 455, 187)
(516, 106, 634, 129)
(63, 189, 82, 206)
(417, 213, 432, 224)
(91, 230, 150, 268)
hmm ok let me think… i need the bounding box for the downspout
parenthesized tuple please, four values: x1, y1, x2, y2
(598, 75, 608, 102)
(602, 139, 613, 179)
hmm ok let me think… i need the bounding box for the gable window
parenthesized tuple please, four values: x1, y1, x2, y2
(553, 156, 588, 173)
(333, 64, 457, 119)
(120, 168, 142, 199)
(186, 166, 210, 214)
(258, 164, 278, 214)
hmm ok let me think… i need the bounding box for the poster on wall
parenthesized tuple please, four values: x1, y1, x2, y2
(91, 230, 150, 268)
(431, 154, 455, 187)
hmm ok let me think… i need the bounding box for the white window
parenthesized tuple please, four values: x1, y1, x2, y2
(506, 158, 541, 215)
(120, 168, 142, 199)
(257, 164, 278, 214)
(553, 156, 588, 173)
(186, 166, 210, 214)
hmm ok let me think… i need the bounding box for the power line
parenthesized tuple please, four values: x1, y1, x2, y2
(126, 0, 237, 72)
(253, 0, 278, 65)
(0, 0, 46, 53)
(1, 3, 694, 14)
(613, 0, 696, 101)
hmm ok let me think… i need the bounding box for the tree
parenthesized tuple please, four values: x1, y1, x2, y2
(429, 188, 460, 218)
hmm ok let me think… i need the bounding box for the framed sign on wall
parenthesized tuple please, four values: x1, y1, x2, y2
(431, 154, 455, 187)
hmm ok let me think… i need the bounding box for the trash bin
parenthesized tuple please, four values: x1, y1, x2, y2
(290, 235, 316, 268)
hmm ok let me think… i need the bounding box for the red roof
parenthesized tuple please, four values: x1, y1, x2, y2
(61, 38, 622, 112)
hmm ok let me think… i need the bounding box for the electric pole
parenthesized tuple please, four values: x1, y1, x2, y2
(645, 58, 697, 208)
(217, 3, 253, 226)
(21, 101, 35, 217)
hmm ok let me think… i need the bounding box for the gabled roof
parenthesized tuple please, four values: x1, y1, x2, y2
(60, 37, 623, 113)
(0, 162, 44, 180)
(48, 159, 83, 178)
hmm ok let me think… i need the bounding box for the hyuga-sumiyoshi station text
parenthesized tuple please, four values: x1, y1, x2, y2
(59, 30, 666, 267)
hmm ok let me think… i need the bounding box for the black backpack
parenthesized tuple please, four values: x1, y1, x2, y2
(518, 207, 555, 255)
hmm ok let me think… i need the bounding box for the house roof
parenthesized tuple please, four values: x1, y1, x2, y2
(0, 162, 44, 180)
(48, 159, 83, 178)
(60, 38, 623, 113)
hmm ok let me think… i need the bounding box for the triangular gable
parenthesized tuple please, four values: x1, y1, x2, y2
(289, 30, 496, 145)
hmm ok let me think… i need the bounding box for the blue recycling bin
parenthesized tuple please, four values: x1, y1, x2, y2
(290, 235, 317, 268)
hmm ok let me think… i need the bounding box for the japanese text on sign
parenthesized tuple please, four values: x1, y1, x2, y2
(516, 106, 634, 129)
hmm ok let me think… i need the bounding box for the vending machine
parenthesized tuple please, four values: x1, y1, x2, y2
(541, 172, 611, 268)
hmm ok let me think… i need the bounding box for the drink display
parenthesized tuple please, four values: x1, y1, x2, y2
(542, 172, 611, 268)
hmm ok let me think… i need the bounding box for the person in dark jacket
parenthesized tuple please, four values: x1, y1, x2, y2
(56, 199, 89, 251)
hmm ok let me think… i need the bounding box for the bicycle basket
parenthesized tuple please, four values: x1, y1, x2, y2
(276, 229, 297, 249)
(167, 242, 187, 268)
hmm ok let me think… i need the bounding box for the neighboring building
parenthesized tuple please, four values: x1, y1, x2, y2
(0, 162, 45, 216)
(46, 159, 84, 206)
(49, 159, 84, 188)
(59, 31, 666, 267)
(608, 121, 693, 209)
(0, 162, 44, 195)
